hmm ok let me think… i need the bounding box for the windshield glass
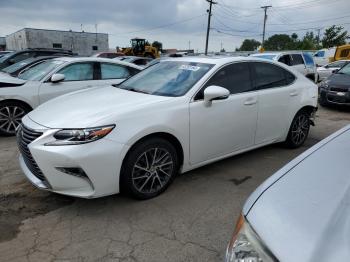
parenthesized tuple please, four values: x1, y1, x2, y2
(251, 54, 276, 60)
(338, 63, 350, 75)
(18, 59, 65, 81)
(0, 52, 13, 63)
(118, 61, 214, 97)
(2, 58, 36, 74)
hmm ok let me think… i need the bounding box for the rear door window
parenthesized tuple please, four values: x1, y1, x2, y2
(100, 63, 130, 79)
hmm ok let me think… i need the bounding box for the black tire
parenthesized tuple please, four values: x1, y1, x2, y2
(120, 138, 179, 200)
(285, 110, 311, 148)
(0, 101, 31, 136)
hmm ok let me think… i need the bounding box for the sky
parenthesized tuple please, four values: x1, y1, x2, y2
(0, 0, 349, 52)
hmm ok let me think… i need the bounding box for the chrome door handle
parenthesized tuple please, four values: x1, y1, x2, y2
(244, 98, 257, 105)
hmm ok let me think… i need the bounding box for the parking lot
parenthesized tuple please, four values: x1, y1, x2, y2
(0, 106, 349, 262)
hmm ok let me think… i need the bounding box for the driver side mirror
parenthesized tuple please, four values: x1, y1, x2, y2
(51, 73, 65, 83)
(332, 69, 339, 73)
(8, 59, 15, 65)
(204, 85, 230, 106)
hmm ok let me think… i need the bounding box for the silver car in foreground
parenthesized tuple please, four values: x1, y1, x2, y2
(225, 125, 350, 262)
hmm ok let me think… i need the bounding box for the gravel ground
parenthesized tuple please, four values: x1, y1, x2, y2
(0, 106, 349, 262)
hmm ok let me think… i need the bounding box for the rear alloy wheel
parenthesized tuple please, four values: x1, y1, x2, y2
(121, 138, 179, 199)
(0, 102, 29, 136)
(285, 111, 310, 148)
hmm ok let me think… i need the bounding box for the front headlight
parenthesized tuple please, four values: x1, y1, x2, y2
(320, 80, 329, 89)
(45, 125, 115, 146)
(225, 215, 277, 262)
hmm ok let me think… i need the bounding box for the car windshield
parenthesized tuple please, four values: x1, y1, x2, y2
(252, 54, 276, 60)
(337, 63, 350, 75)
(18, 59, 65, 81)
(1, 58, 36, 74)
(0, 52, 13, 63)
(118, 61, 214, 97)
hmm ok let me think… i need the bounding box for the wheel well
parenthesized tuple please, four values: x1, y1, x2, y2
(124, 132, 184, 167)
(0, 99, 33, 111)
(298, 105, 316, 116)
(305, 74, 315, 82)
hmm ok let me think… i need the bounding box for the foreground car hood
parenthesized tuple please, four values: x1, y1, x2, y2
(245, 126, 350, 262)
(28, 86, 173, 128)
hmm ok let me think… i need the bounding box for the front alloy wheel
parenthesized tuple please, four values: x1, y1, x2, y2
(0, 103, 28, 136)
(285, 111, 310, 148)
(121, 138, 179, 199)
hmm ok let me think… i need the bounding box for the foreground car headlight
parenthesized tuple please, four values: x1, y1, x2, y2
(45, 125, 115, 146)
(225, 215, 277, 262)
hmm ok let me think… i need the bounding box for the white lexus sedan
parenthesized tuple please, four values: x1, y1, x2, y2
(17, 57, 318, 199)
(0, 57, 142, 135)
(225, 125, 350, 262)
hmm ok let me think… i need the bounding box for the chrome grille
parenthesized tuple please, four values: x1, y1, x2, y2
(16, 124, 46, 181)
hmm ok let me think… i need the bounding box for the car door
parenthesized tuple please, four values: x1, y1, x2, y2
(38, 62, 96, 104)
(189, 62, 258, 165)
(291, 54, 307, 75)
(93, 62, 140, 86)
(253, 62, 297, 144)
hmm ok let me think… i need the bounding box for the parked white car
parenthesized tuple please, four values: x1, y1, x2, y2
(17, 57, 318, 199)
(0, 57, 142, 135)
(317, 59, 350, 82)
(225, 125, 350, 262)
(251, 52, 318, 82)
(313, 47, 336, 66)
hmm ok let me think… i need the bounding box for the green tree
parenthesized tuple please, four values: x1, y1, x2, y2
(264, 34, 296, 50)
(238, 39, 261, 51)
(300, 31, 319, 50)
(152, 41, 163, 51)
(322, 25, 349, 48)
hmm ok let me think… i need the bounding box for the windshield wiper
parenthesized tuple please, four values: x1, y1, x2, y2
(124, 88, 150, 94)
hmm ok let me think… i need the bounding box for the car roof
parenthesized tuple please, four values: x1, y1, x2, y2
(52, 57, 144, 70)
(252, 51, 304, 56)
(160, 55, 285, 66)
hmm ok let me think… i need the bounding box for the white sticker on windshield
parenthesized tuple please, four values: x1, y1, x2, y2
(179, 65, 200, 71)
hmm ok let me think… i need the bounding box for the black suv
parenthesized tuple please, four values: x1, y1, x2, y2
(0, 48, 73, 70)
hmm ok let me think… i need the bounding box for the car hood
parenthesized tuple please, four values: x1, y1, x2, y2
(244, 126, 350, 262)
(327, 73, 350, 89)
(0, 73, 26, 87)
(28, 86, 173, 128)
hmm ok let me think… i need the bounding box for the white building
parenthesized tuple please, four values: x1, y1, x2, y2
(6, 28, 109, 56)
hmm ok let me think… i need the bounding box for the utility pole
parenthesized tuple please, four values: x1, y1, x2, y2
(261, 5, 272, 48)
(205, 0, 217, 55)
(188, 40, 191, 51)
(316, 28, 321, 47)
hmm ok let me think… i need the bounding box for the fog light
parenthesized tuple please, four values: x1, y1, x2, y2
(55, 167, 87, 178)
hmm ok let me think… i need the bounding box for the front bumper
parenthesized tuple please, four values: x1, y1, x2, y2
(320, 88, 350, 105)
(17, 117, 130, 198)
